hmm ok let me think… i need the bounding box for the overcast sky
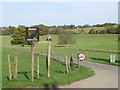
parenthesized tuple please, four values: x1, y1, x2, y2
(0, 0, 119, 27)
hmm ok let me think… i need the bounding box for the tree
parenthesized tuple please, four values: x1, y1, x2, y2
(34, 24, 48, 35)
(11, 26, 29, 46)
(105, 26, 116, 34)
(99, 30, 107, 34)
(82, 24, 91, 28)
(58, 31, 75, 46)
(78, 29, 85, 34)
(2, 28, 9, 35)
(115, 24, 120, 34)
(118, 36, 120, 41)
(96, 30, 100, 34)
(8, 26, 17, 35)
(89, 28, 96, 34)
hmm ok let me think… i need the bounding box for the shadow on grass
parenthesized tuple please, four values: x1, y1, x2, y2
(90, 57, 120, 63)
(55, 70, 64, 74)
(44, 81, 59, 90)
(54, 46, 66, 47)
(90, 57, 110, 63)
(18, 72, 30, 79)
(17, 71, 47, 80)
(34, 71, 47, 79)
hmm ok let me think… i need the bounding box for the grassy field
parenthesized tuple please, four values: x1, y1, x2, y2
(2, 47, 94, 88)
(1, 34, 119, 88)
(1, 34, 119, 66)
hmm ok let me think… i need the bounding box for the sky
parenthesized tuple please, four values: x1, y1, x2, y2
(0, 0, 119, 27)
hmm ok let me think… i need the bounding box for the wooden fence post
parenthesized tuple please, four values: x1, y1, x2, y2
(65, 56, 69, 74)
(77, 54, 80, 68)
(47, 41, 51, 77)
(8, 55, 12, 80)
(68, 57, 70, 69)
(14, 56, 18, 79)
(31, 43, 35, 81)
(37, 55, 40, 79)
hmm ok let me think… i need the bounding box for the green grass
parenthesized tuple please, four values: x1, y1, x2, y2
(1, 34, 119, 88)
(1, 34, 119, 66)
(2, 48, 94, 88)
(37, 34, 119, 66)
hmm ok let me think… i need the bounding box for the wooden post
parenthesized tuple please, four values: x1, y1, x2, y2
(77, 54, 80, 68)
(31, 43, 35, 81)
(64, 57, 66, 64)
(37, 55, 40, 79)
(70, 54, 74, 67)
(68, 57, 70, 69)
(8, 55, 12, 80)
(65, 56, 68, 74)
(47, 41, 51, 77)
(14, 56, 18, 79)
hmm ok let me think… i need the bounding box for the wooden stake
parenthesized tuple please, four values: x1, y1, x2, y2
(31, 43, 35, 81)
(37, 55, 40, 79)
(77, 54, 80, 68)
(64, 56, 66, 63)
(8, 55, 12, 80)
(65, 56, 69, 74)
(68, 57, 70, 69)
(14, 56, 18, 79)
(47, 41, 51, 77)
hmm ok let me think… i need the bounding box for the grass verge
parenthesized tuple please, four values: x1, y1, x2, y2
(2, 47, 95, 88)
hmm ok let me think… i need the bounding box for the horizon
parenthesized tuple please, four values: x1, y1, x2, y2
(0, 22, 117, 28)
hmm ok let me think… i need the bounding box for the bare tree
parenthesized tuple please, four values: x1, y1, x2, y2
(58, 31, 75, 46)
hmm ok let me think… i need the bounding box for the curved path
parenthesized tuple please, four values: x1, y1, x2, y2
(35, 52, 118, 88)
(59, 61, 118, 88)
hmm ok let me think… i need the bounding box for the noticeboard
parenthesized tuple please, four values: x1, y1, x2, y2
(26, 27, 39, 42)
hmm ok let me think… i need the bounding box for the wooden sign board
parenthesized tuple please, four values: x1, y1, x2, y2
(26, 27, 39, 42)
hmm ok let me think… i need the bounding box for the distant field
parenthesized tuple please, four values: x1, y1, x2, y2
(66, 25, 118, 33)
(1, 34, 119, 66)
(2, 34, 118, 51)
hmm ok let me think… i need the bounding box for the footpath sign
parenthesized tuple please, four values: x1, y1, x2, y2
(79, 53, 86, 61)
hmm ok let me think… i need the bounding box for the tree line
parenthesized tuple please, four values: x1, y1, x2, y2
(1, 23, 119, 35)
(88, 25, 120, 34)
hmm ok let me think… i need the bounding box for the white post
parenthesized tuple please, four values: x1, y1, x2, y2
(110, 55, 115, 63)
(112, 55, 115, 63)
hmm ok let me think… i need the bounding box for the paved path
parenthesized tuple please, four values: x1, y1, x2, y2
(59, 61, 118, 88)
